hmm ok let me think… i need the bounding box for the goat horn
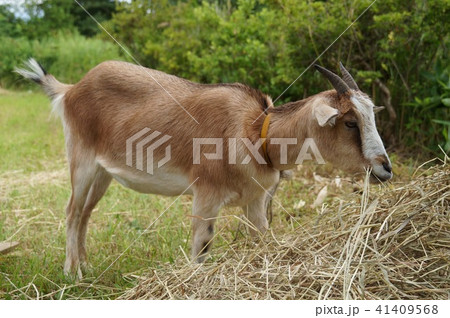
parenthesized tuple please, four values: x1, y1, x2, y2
(314, 64, 350, 95)
(339, 62, 359, 90)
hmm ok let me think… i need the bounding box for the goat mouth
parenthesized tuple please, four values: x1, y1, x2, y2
(370, 172, 390, 183)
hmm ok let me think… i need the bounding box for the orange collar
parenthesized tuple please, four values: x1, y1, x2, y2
(260, 113, 272, 166)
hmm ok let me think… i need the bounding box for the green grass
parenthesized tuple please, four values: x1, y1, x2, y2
(0, 91, 414, 299)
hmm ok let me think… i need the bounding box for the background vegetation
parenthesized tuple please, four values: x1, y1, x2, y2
(1, 0, 448, 155)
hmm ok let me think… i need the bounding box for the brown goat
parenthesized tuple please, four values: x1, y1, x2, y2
(16, 59, 392, 278)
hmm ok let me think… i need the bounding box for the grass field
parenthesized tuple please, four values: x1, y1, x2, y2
(0, 90, 419, 299)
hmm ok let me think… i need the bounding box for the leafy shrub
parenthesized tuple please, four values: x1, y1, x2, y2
(0, 37, 34, 88)
(107, 0, 449, 156)
(35, 32, 126, 83)
(407, 61, 450, 152)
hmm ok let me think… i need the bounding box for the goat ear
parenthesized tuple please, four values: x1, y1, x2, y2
(314, 104, 339, 127)
(373, 106, 385, 114)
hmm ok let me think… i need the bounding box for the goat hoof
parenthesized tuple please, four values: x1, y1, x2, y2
(64, 264, 83, 281)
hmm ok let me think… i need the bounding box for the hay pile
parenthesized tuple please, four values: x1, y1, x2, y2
(121, 163, 449, 299)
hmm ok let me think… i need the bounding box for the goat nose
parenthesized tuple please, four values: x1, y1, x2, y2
(382, 161, 392, 174)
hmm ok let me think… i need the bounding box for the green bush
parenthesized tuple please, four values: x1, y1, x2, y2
(35, 32, 126, 83)
(1, 31, 124, 88)
(107, 0, 449, 156)
(406, 61, 450, 152)
(0, 36, 34, 88)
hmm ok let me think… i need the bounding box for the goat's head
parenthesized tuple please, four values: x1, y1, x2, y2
(308, 63, 392, 182)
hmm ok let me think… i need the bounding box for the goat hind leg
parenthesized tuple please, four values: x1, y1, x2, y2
(64, 161, 97, 279)
(78, 167, 112, 269)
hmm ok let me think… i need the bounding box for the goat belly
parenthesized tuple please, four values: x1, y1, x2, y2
(97, 157, 192, 196)
(112, 170, 191, 196)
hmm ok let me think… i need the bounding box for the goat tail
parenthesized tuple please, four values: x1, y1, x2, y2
(15, 58, 72, 117)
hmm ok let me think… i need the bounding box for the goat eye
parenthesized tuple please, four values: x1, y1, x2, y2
(345, 121, 358, 129)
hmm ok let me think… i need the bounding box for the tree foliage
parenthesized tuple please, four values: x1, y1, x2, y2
(21, 0, 116, 38)
(0, 4, 23, 37)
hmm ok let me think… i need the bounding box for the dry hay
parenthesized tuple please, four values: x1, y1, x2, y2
(121, 162, 449, 299)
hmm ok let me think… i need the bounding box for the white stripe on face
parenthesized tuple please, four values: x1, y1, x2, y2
(351, 93, 392, 180)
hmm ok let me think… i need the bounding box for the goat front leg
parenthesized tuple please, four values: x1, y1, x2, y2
(191, 193, 221, 263)
(243, 195, 269, 237)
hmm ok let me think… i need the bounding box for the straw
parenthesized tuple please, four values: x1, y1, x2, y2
(121, 162, 449, 299)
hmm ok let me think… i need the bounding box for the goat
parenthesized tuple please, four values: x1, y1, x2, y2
(16, 59, 392, 278)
